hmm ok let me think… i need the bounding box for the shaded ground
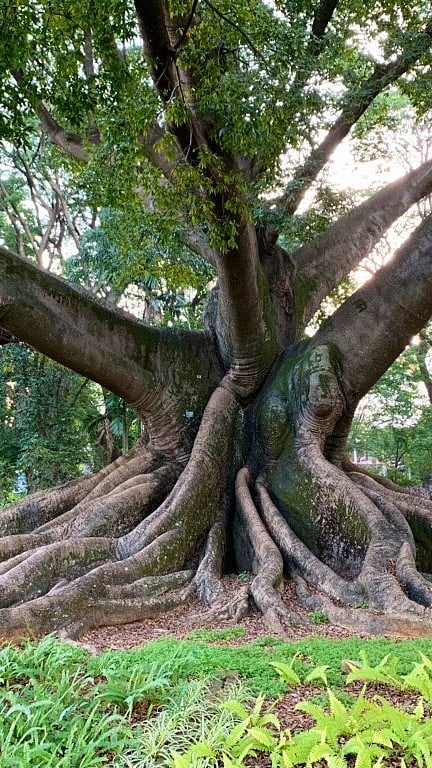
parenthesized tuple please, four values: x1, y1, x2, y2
(81, 576, 370, 652)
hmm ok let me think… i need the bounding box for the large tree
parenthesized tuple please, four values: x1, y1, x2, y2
(1, 0, 432, 638)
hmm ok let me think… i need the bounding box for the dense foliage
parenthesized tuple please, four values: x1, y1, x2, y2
(4, 634, 432, 765)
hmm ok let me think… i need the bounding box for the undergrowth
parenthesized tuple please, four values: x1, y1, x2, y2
(1, 634, 432, 765)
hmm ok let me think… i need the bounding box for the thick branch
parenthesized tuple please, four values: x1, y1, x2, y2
(315, 213, 432, 406)
(279, 20, 432, 214)
(216, 223, 280, 396)
(0, 246, 221, 437)
(293, 158, 432, 333)
(134, 0, 208, 160)
(311, 0, 339, 40)
(134, 0, 177, 99)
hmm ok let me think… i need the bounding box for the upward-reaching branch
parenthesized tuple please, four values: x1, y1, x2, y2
(292, 157, 432, 334)
(215, 223, 281, 397)
(278, 19, 432, 215)
(134, 0, 208, 161)
(311, 0, 340, 40)
(315, 213, 432, 407)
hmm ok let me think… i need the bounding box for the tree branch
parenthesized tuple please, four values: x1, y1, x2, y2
(178, 227, 218, 267)
(138, 123, 186, 181)
(37, 103, 92, 164)
(278, 19, 432, 214)
(311, 0, 340, 40)
(134, 0, 209, 162)
(12, 69, 96, 164)
(293, 157, 432, 334)
(0, 245, 220, 413)
(215, 223, 281, 397)
(315, 213, 432, 407)
(134, 0, 177, 99)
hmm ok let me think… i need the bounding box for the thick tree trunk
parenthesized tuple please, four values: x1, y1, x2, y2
(1, 190, 432, 640)
(3, 0, 432, 643)
(1, 337, 432, 639)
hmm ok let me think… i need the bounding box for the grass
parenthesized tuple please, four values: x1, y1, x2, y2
(2, 633, 432, 765)
(185, 628, 247, 642)
(93, 634, 432, 696)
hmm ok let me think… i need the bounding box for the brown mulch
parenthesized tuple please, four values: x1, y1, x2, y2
(80, 577, 356, 652)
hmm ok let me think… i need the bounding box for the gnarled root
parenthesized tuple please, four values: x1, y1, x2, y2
(236, 468, 306, 635)
(0, 443, 163, 537)
(194, 518, 226, 606)
(0, 387, 239, 639)
(257, 456, 432, 636)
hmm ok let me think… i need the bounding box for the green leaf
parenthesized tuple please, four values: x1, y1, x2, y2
(305, 665, 330, 686)
(269, 660, 301, 686)
(170, 751, 191, 768)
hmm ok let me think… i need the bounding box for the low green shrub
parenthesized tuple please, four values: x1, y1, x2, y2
(3, 635, 432, 766)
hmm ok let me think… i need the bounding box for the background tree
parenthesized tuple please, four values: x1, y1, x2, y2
(348, 343, 432, 485)
(0, 345, 104, 501)
(0, 0, 432, 638)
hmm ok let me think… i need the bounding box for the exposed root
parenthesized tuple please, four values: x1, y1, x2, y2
(0, 339, 431, 641)
(194, 518, 226, 605)
(348, 478, 416, 546)
(194, 584, 251, 625)
(257, 479, 364, 605)
(236, 468, 306, 636)
(0, 538, 117, 608)
(349, 470, 432, 515)
(0, 526, 190, 637)
(0, 463, 181, 562)
(343, 458, 432, 502)
(0, 474, 99, 536)
(0, 387, 239, 638)
(63, 570, 196, 638)
(350, 470, 432, 575)
(118, 386, 238, 556)
(294, 576, 432, 638)
(396, 543, 432, 607)
(0, 444, 160, 537)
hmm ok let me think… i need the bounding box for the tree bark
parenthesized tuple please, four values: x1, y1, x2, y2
(1, 0, 432, 640)
(0, 245, 223, 454)
(1, 205, 432, 637)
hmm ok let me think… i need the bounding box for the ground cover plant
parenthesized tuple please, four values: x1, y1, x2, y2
(2, 634, 432, 766)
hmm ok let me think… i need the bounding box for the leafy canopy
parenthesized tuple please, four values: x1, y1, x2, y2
(2, 0, 432, 251)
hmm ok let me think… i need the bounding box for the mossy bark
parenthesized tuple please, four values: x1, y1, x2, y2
(1, 333, 432, 639)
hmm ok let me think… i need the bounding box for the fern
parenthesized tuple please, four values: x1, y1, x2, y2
(344, 651, 403, 687)
(304, 665, 330, 686)
(270, 654, 301, 686)
(341, 734, 385, 768)
(402, 657, 432, 701)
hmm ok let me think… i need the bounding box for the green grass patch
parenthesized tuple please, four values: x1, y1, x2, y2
(185, 628, 247, 643)
(92, 635, 432, 696)
(2, 633, 432, 766)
